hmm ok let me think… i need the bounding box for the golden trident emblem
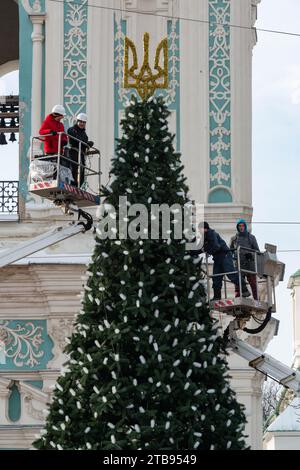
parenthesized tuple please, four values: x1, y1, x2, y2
(123, 32, 168, 100)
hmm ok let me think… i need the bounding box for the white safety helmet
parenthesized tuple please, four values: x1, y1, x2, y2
(51, 104, 66, 116)
(76, 113, 88, 123)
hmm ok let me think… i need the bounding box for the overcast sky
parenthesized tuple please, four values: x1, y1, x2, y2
(252, 0, 300, 365)
(1, 0, 299, 365)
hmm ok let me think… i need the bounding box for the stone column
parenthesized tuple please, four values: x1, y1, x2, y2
(0, 379, 11, 425)
(29, 14, 46, 140)
(288, 272, 300, 368)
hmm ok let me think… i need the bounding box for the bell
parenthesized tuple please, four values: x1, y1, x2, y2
(0, 117, 6, 128)
(10, 118, 16, 128)
(9, 132, 16, 143)
(0, 132, 7, 145)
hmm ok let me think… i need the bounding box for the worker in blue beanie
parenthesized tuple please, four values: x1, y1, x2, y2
(230, 219, 260, 300)
(194, 222, 251, 300)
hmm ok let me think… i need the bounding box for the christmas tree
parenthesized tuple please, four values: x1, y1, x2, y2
(34, 96, 247, 450)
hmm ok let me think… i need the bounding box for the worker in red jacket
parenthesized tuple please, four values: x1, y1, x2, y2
(39, 104, 68, 158)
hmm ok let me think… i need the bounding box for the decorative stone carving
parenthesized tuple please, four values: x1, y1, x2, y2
(47, 318, 74, 368)
(0, 321, 44, 368)
(48, 318, 74, 352)
(0, 378, 11, 426)
(208, 0, 232, 193)
(63, 0, 88, 127)
(164, 19, 180, 108)
(114, 16, 131, 108)
(0, 326, 8, 344)
(24, 394, 44, 421)
(32, 0, 42, 12)
(21, 0, 44, 14)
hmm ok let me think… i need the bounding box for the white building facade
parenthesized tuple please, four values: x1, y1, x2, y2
(263, 271, 300, 450)
(0, 0, 274, 450)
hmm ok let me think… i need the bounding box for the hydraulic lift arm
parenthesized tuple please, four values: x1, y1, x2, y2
(228, 326, 300, 393)
(0, 209, 93, 269)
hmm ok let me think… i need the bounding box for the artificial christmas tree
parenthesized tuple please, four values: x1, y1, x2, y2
(34, 96, 247, 450)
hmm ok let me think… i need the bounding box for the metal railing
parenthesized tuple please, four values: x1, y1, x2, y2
(0, 181, 18, 214)
(205, 246, 277, 309)
(30, 132, 101, 194)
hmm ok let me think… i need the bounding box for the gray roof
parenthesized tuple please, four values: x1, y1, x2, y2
(267, 396, 300, 432)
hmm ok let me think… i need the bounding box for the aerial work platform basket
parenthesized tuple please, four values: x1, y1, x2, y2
(206, 244, 285, 331)
(211, 297, 269, 315)
(28, 133, 101, 208)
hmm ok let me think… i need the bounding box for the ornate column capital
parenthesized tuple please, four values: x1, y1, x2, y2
(29, 13, 46, 43)
(29, 13, 46, 24)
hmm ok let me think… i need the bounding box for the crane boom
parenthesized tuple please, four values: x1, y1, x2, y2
(229, 330, 300, 393)
(0, 223, 86, 268)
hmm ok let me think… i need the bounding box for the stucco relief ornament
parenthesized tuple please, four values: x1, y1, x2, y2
(209, 0, 232, 191)
(0, 321, 44, 367)
(48, 319, 74, 351)
(32, 0, 42, 12)
(24, 394, 44, 421)
(64, 0, 88, 127)
(114, 18, 131, 105)
(22, 0, 42, 13)
(164, 19, 179, 107)
(124, 33, 168, 100)
(0, 326, 8, 344)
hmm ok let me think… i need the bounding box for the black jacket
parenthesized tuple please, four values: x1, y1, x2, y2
(204, 229, 229, 258)
(190, 229, 229, 259)
(67, 125, 91, 152)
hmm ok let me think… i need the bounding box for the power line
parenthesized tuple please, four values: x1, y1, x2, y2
(5, 217, 300, 252)
(204, 221, 300, 225)
(47, 0, 300, 40)
(15, 216, 300, 225)
(206, 221, 300, 225)
(252, 222, 300, 225)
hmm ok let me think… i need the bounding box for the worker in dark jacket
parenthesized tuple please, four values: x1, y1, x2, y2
(194, 222, 250, 300)
(67, 113, 94, 187)
(39, 105, 68, 158)
(230, 219, 260, 300)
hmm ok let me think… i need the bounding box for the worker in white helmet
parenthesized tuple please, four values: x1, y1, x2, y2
(39, 105, 68, 157)
(67, 113, 94, 187)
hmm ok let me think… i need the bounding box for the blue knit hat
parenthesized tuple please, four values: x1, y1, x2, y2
(236, 218, 247, 232)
